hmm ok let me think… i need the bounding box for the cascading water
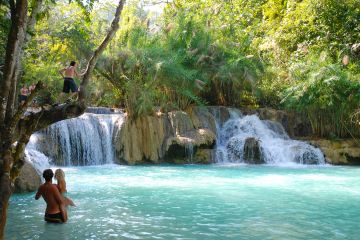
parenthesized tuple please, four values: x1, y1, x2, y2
(25, 109, 125, 166)
(24, 134, 51, 174)
(215, 110, 325, 165)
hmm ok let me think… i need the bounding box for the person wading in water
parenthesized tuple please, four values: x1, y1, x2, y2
(35, 169, 68, 223)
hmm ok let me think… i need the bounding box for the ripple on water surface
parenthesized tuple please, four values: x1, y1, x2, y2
(6, 164, 360, 240)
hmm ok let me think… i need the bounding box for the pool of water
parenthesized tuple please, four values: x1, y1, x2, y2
(6, 164, 360, 240)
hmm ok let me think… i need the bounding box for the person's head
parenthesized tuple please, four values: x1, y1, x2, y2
(70, 61, 76, 67)
(54, 169, 65, 181)
(43, 169, 54, 182)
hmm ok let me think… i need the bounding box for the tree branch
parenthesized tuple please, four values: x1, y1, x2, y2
(78, 0, 126, 101)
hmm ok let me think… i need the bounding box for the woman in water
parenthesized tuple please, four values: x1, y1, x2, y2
(54, 169, 76, 207)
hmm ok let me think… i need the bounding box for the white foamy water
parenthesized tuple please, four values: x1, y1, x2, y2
(25, 110, 125, 166)
(24, 134, 51, 174)
(215, 110, 325, 165)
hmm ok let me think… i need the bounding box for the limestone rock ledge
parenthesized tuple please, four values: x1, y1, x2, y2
(308, 139, 360, 165)
(113, 107, 220, 164)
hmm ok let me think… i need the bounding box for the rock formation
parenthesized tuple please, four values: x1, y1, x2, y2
(309, 139, 360, 165)
(14, 160, 41, 193)
(243, 137, 264, 164)
(114, 107, 221, 164)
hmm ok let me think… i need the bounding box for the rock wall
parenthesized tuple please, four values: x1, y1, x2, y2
(114, 106, 360, 165)
(308, 139, 360, 165)
(114, 107, 221, 164)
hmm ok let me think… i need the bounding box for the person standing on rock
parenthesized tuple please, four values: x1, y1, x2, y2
(35, 169, 67, 223)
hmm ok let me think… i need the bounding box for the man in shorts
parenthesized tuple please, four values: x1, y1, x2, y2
(58, 61, 83, 102)
(35, 169, 67, 223)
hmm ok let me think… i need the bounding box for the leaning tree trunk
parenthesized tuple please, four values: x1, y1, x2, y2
(78, 0, 125, 102)
(0, 0, 126, 238)
(0, 1, 28, 238)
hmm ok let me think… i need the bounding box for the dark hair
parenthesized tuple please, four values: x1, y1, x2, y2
(43, 169, 54, 182)
(70, 61, 76, 66)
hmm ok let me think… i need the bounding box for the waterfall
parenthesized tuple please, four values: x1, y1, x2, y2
(185, 142, 194, 163)
(25, 133, 51, 174)
(215, 110, 325, 165)
(25, 109, 125, 166)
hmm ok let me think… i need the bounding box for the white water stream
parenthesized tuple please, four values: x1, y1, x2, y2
(25, 108, 325, 170)
(215, 110, 325, 165)
(25, 110, 125, 170)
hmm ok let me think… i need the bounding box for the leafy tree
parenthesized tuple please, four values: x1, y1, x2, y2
(0, 0, 126, 237)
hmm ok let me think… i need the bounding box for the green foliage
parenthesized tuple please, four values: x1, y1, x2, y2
(0, 3, 11, 68)
(282, 51, 360, 137)
(2, 0, 358, 137)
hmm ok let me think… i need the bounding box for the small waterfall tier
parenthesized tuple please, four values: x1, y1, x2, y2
(215, 110, 325, 165)
(25, 110, 125, 166)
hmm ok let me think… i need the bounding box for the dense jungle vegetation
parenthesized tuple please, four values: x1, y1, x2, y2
(1, 0, 359, 138)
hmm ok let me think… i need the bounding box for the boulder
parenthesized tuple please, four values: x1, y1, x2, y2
(243, 137, 264, 164)
(165, 128, 216, 162)
(14, 161, 41, 193)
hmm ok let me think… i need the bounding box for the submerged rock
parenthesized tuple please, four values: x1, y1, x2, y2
(14, 161, 41, 193)
(243, 137, 264, 164)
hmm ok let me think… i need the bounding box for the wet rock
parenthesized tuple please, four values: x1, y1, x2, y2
(243, 137, 264, 164)
(165, 129, 216, 161)
(207, 106, 231, 126)
(226, 138, 244, 161)
(194, 149, 215, 164)
(14, 161, 41, 193)
(243, 108, 312, 138)
(308, 139, 360, 165)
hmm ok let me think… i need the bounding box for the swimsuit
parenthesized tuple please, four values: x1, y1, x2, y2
(44, 212, 64, 223)
(63, 77, 78, 93)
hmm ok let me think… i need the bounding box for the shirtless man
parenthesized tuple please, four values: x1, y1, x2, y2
(35, 169, 67, 223)
(19, 85, 29, 105)
(58, 61, 83, 102)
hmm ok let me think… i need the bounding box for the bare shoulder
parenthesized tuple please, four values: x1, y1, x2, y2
(37, 184, 44, 191)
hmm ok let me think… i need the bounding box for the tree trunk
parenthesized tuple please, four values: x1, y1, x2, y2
(0, 151, 12, 240)
(0, 0, 28, 124)
(4, 0, 44, 123)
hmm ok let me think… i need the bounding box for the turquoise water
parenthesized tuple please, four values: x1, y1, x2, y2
(6, 164, 360, 240)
